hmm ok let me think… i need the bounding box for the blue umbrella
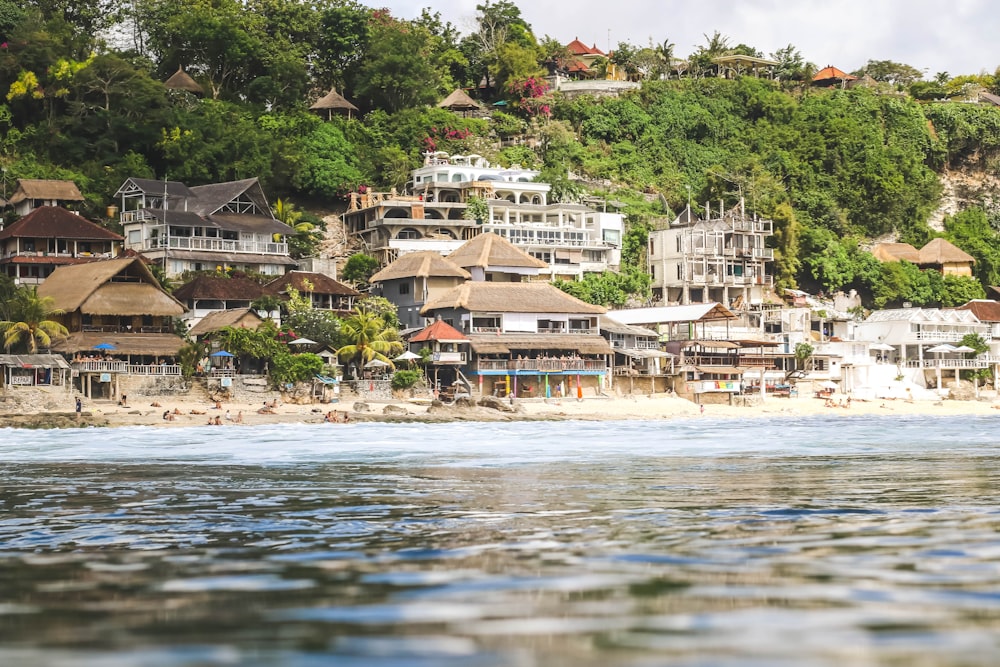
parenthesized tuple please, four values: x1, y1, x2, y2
(93, 343, 116, 351)
(210, 350, 235, 357)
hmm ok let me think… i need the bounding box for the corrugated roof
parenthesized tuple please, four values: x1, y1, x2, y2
(370, 251, 470, 282)
(468, 333, 613, 355)
(188, 308, 263, 336)
(955, 300, 1000, 322)
(264, 270, 359, 297)
(608, 303, 736, 325)
(918, 238, 975, 265)
(863, 307, 981, 324)
(447, 232, 548, 270)
(173, 273, 267, 302)
(8, 179, 84, 205)
(53, 332, 184, 356)
(421, 282, 605, 316)
(600, 317, 659, 337)
(0, 206, 123, 241)
(410, 319, 469, 343)
(0, 354, 71, 369)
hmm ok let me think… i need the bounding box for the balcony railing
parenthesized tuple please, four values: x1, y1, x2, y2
(73, 361, 181, 376)
(913, 330, 992, 342)
(477, 358, 607, 372)
(140, 237, 288, 255)
(904, 358, 988, 369)
(432, 352, 467, 363)
(81, 325, 172, 334)
(4, 250, 114, 260)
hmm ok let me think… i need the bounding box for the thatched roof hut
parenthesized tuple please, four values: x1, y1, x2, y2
(437, 88, 483, 115)
(370, 251, 470, 283)
(421, 281, 605, 316)
(164, 67, 204, 95)
(38, 257, 185, 317)
(447, 232, 547, 271)
(310, 88, 359, 120)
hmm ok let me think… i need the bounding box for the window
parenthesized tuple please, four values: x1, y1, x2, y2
(651, 265, 656, 280)
(649, 239, 655, 255)
(399, 281, 410, 295)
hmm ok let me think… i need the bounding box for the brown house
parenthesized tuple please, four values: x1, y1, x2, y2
(918, 238, 975, 276)
(39, 257, 186, 359)
(7, 179, 85, 216)
(0, 206, 122, 285)
(173, 272, 268, 328)
(264, 270, 360, 312)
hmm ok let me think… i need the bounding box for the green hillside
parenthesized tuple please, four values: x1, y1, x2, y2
(4, 0, 1000, 308)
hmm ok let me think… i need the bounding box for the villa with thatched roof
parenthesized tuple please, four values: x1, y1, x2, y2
(370, 251, 471, 330)
(0, 206, 122, 285)
(114, 176, 296, 278)
(172, 272, 268, 327)
(310, 87, 359, 120)
(917, 238, 975, 276)
(38, 257, 187, 394)
(419, 281, 612, 398)
(447, 232, 547, 281)
(7, 179, 85, 216)
(187, 307, 263, 339)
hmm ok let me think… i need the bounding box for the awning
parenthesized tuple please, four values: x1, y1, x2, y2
(0, 354, 71, 369)
(53, 332, 185, 356)
(469, 341, 510, 354)
(683, 340, 740, 349)
(619, 349, 673, 359)
(696, 366, 747, 375)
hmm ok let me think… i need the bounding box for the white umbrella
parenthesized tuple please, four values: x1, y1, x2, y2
(288, 338, 318, 346)
(925, 344, 957, 353)
(395, 350, 421, 361)
(819, 380, 838, 390)
(870, 342, 894, 351)
(364, 359, 390, 368)
(953, 345, 976, 353)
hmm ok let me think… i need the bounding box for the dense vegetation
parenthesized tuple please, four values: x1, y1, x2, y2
(4, 0, 1000, 308)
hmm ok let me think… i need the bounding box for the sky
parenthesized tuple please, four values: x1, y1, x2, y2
(372, 0, 995, 78)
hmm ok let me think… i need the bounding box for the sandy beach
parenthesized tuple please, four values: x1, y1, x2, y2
(5, 387, 995, 430)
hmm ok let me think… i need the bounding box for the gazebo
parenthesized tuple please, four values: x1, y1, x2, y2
(437, 88, 483, 116)
(310, 88, 360, 120)
(164, 67, 204, 96)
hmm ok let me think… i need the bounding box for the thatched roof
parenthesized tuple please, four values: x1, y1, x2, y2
(8, 179, 84, 205)
(871, 242, 920, 263)
(421, 281, 605, 316)
(438, 88, 483, 111)
(409, 319, 469, 343)
(53, 332, 185, 356)
(467, 333, 613, 356)
(447, 232, 548, 270)
(38, 257, 185, 316)
(265, 270, 360, 297)
(370, 251, 470, 282)
(918, 238, 975, 265)
(0, 206, 122, 241)
(173, 273, 266, 302)
(164, 67, 204, 95)
(188, 308, 263, 336)
(310, 88, 359, 113)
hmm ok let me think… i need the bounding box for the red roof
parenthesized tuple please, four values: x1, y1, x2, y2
(264, 270, 359, 297)
(812, 66, 857, 82)
(566, 38, 604, 57)
(0, 206, 123, 241)
(410, 319, 469, 343)
(1, 255, 98, 265)
(956, 300, 1000, 322)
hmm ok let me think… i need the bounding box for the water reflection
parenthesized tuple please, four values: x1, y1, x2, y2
(1, 418, 1000, 665)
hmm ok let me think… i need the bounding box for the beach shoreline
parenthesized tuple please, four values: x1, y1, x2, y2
(3, 387, 999, 429)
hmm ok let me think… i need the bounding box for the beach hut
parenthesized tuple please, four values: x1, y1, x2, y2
(437, 88, 483, 116)
(164, 67, 204, 96)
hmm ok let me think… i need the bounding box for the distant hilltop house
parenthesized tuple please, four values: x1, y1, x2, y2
(0, 206, 122, 286)
(812, 65, 858, 88)
(545, 37, 638, 97)
(342, 151, 623, 281)
(6, 179, 85, 217)
(871, 239, 975, 276)
(113, 177, 296, 278)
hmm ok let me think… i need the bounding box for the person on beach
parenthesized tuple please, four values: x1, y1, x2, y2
(75, 397, 82, 415)
(235, 411, 243, 423)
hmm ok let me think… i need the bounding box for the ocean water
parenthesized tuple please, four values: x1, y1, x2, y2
(2, 415, 1000, 666)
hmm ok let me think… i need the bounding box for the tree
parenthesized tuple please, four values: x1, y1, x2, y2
(859, 59, 924, 87)
(342, 253, 379, 286)
(770, 202, 801, 288)
(1, 288, 68, 352)
(336, 306, 403, 370)
(354, 16, 443, 113)
(770, 44, 807, 82)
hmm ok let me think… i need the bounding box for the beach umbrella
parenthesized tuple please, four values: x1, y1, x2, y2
(394, 351, 421, 361)
(288, 338, 317, 346)
(953, 345, 976, 353)
(819, 380, 838, 390)
(925, 344, 957, 354)
(93, 343, 116, 351)
(364, 359, 390, 368)
(210, 350, 235, 358)
(870, 342, 894, 351)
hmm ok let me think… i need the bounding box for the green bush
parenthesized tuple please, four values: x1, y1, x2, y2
(391, 369, 423, 390)
(270, 352, 324, 385)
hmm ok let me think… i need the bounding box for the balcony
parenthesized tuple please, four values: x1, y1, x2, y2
(477, 358, 607, 372)
(140, 237, 288, 255)
(904, 358, 989, 369)
(432, 352, 467, 363)
(73, 361, 181, 376)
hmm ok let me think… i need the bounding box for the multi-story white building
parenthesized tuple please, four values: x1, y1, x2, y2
(647, 204, 774, 307)
(342, 152, 623, 280)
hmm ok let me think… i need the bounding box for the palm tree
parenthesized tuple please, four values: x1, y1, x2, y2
(336, 307, 403, 372)
(1, 289, 69, 353)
